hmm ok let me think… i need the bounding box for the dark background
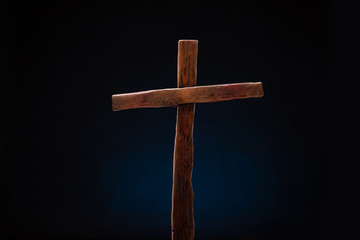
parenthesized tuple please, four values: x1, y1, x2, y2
(2, 2, 337, 239)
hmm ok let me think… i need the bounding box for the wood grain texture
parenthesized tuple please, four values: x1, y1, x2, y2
(172, 40, 197, 240)
(112, 82, 263, 111)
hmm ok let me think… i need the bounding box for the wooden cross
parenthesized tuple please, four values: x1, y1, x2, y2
(112, 40, 263, 240)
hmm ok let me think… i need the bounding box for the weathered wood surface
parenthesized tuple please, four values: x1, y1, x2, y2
(111, 39, 265, 239)
(112, 82, 263, 111)
(172, 40, 197, 240)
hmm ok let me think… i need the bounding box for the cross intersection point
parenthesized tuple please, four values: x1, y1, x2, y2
(112, 40, 264, 240)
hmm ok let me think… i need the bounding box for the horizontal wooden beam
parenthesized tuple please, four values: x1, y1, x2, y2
(112, 82, 263, 111)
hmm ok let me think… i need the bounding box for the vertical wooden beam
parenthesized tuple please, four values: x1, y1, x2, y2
(172, 40, 198, 240)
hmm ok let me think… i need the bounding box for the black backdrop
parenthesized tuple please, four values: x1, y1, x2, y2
(2, 2, 336, 240)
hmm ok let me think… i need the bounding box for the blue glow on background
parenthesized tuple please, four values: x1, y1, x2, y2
(96, 103, 297, 239)
(3, 3, 331, 239)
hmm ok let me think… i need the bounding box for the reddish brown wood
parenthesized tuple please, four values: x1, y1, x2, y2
(171, 40, 197, 240)
(112, 82, 263, 111)
(111, 39, 265, 239)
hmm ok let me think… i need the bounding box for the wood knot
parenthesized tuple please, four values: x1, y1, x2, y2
(166, 98, 179, 107)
